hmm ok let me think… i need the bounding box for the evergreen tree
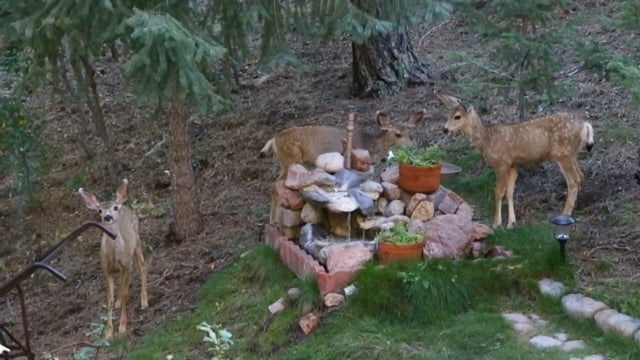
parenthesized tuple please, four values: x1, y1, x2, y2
(197, 0, 452, 96)
(123, 10, 228, 241)
(0, 0, 453, 240)
(451, 0, 570, 119)
(2, 0, 130, 181)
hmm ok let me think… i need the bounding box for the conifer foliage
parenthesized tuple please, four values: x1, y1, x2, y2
(123, 10, 229, 240)
(0, 0, 451, 240)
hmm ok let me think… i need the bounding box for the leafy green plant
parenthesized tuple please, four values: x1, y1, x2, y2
(389, 144, 444, 167)
(196, 322, 234, 360)
(375, 222, 422, 245)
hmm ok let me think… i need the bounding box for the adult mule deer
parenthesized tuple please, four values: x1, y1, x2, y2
(259, 110, 427, 180)
(435, 91, 594, 229)
(78, 179, 148, 338)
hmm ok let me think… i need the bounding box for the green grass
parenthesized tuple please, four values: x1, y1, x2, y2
(125, 245, 303, 359)
(124, 223, 640, 359)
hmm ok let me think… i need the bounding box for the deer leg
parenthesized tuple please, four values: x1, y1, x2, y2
(135, 243, 149, 309)
(104, 271, 115, 339)
(493, 168, 509, 228)
(117, 268, 131, 335)
(557, 159, 581, 215)
(506, 167, 518, 229)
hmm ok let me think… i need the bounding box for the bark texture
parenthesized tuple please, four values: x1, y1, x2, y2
(352, 29, 432, 97)
(168, 101, 203, 241)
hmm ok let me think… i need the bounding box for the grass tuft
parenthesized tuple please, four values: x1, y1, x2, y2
(292, 276, 323, 311)
(238, 244, 294, 287)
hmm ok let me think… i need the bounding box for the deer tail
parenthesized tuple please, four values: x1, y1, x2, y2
(259, 138, 275, 158)
(582, 122, 594, 152)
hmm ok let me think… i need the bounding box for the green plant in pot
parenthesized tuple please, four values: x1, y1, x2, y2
(376, 222, 424, 264)
(389, 144, 445, 193)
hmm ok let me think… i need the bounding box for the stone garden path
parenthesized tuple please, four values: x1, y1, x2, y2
(500, 278, 640, 359)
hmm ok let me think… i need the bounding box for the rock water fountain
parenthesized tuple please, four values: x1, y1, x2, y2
(264, 115, 496, 295)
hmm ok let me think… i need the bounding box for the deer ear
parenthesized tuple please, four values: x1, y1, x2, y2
(376, 111, 392, 129)
(116, 179, 129, 204)
(434, 91, 461, 109)
(406, 109, 427, 127)
(79, 188, 100, 210)
(460, 102, 474, 112)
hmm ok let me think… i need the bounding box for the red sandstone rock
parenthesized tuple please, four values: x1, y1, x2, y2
(350, 148, 372, 172)
(273, 180, 304, 210)
(299, 312, 319, 335)
(322, 242, 374, 272)
(472, 223, 493, 240)
(275, 206, 302, 227)
(324, 293, 345, 308)
(381, 181, 400, 200)
(410, 200, 435, 222)
(380, 165, 399, 184)
(421, 214, 473, 259)
(284, 164, 311, 189)
(405, 193, 427, 216)
(438, 194, 459, 214)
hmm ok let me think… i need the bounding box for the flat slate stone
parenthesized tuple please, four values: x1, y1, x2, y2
(538, 278, 566, 298)
(562, 293, 609, 319)
(594, 308, 640, 337)
(529, 335, 562, 349)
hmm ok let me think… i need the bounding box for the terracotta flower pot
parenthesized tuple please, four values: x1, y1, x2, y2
(398, 161, 442, 193)
(378, 240, 425, 265)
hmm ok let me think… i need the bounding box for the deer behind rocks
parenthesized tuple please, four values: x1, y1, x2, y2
(259, 110, 427, 180)
(78, 179, 148, 339)
(435, 91, 594, 229)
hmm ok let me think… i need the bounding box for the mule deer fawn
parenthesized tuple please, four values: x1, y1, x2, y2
(78, 179, 148, 338)
(259, 110, 426, 180)
(435, 91, 594, 229)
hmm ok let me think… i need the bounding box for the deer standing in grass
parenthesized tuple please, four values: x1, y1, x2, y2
(79, 179, 148, 338)
(435, 91, 594, 229)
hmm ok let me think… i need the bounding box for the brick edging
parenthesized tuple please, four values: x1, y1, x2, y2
(264, 224, 356, 296)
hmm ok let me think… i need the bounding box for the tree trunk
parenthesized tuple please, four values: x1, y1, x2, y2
(352, 28, 432, 97)
(350, 0, 432, 97)
(168, 101, 202, 241)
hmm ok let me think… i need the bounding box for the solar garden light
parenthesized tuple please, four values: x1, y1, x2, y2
(549, 214, 576, 262)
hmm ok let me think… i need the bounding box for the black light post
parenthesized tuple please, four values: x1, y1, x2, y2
(549, 214, 576, 262)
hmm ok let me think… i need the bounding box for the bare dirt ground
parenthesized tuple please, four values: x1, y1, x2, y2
(2, 2, 640, 358)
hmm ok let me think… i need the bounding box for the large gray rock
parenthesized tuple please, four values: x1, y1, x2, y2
(334, 168, 363, 190)
(593, 309, 640, 337)
(561, 293, 609, 320)
(538, 278, 566, 298)
(316, 152, 344, 173)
